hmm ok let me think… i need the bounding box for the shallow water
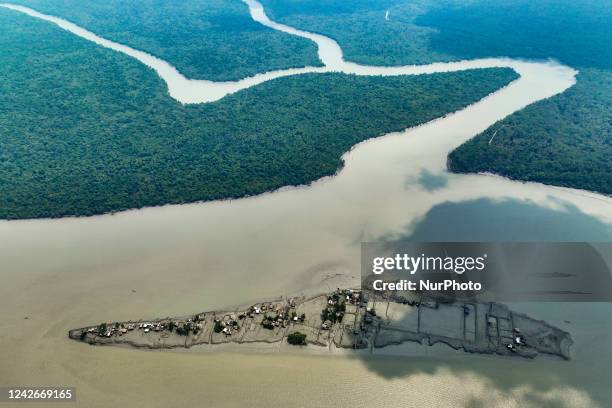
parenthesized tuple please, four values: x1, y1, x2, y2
(0, 0, 611, 407)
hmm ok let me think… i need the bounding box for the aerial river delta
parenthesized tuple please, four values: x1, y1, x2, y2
(0, 0, 611, 407)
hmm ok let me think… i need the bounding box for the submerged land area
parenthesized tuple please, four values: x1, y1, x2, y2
(69, 288, 572, 361)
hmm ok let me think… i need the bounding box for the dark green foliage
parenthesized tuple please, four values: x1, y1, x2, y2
(261, 0, 451, 67)
(449, 69, 612, 195)
(263, 0, 611, 73)
(262, 0, 612, 195)
(418, 0, 612, 71)
(0, 10, 517, 219)
(10, 0, 321, 81)
(287, 331, 306, 345)
(321, 297, 346, 323)
(213, 321, 223, 333)
(418, 0, 612, 194)
(176, 324, 190, 336)
(261, 316, 274, 330)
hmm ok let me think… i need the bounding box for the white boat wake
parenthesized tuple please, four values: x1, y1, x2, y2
(1, 0, 576, 104)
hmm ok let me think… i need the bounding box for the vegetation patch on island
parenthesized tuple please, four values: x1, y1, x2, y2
(287, 332, 307, 346)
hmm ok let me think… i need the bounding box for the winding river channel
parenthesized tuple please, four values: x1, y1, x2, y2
(1, 0, 612, 407)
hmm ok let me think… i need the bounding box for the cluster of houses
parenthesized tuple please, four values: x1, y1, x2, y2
(85, 290, 368, 340)
(342, 289, 363, 305)
(258, 301, 306, 330)
(215, 314, 241, 336)
(321, 289, 363, 330)
(249, 302, 281, 317)
(86, 315, 208, 338)
(85, 322, 138, 338)
(261, 314, 288, 330)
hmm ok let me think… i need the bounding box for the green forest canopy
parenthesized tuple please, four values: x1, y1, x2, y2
(417, 0, 612, 195)
(0, 9, 517, 219)
(449, 68, 612, 195)
(261, 0, 612, 195)
(261, 0, 451, 67)
(418, 0, 611, 71)
(9, 0, 321, 81)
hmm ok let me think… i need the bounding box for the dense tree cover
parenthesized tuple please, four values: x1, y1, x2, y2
(261, 0, 452, 67)
(418, 0, 611, 71)
(263, 0, 612, 195)
(449, 69, 612, 195)
(262, 0, 610, 76)
(287, 332, 307, 345)
(0, 10, 516, 219)
(418, 0, 612, 195)
(9, 0, 321, 81)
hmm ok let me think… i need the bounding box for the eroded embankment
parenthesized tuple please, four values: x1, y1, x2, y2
(69, 289, 572, 360)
